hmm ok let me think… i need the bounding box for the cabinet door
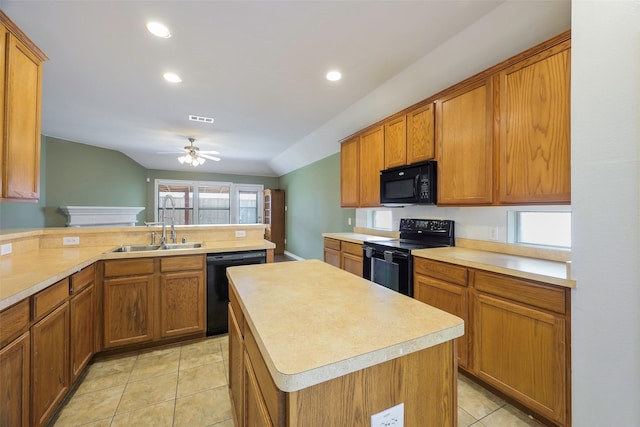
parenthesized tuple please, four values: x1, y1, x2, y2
(359, 126, 384, 207)
(103, 275, 154, 349)
(323, 238, 341, 268)
(229, 304, 244, 427)
(0, 331, 30, 427)
(384, 116, 406, 169)
(31, 303, 70, 427)
(341, 252, 363, 277)
(414, 274, 468, 368)
(407, 103, 435, 163)
(70, 283, 95, 383)
(473, 293, 566, 425)
(498, 44, 571, 204)
(3, 31, 43, 200)
(158, 270, 205, 338)
(436, 79, 493, 205)
(340, 136, 359, 207)
(244, 352, 274, 427)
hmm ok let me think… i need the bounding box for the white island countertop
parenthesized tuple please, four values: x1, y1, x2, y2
(227, 259, 464, 392)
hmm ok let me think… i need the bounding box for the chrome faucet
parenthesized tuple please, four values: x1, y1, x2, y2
(162, 195, 177, 244)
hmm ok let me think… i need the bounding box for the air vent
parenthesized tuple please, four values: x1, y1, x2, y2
(189, 115, 215, 124)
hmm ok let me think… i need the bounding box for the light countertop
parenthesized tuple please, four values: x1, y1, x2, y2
(227, 259, 464, 392)
(322, 232, 395, 244)
(0, 239, 275, 311)
(413, 247, 576, 288)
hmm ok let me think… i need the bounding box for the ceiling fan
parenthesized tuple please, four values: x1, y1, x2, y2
(160, 137, 220, 167)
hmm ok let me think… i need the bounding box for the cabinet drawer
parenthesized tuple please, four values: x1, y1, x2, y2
(473, 270, 566, 314)
(229, 286, 244, 337)
(32, 278, 69, 321)
(341, 241, 362, 256)
(323, 238, 341, 251)
(103, 259, 154, 277)
(245, 325, 285, 426)
(414, 258, 467, 286)
(71, 263, 95, 294)
(160, 255, 204, 273)
(0, 299, 30, 347)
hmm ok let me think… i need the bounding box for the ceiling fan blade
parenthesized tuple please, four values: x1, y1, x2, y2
(198, 150, 220, 154)
(199, 153, 221, 161)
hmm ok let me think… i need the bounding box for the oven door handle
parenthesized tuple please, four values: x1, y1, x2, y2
(383, 250, 409, 262)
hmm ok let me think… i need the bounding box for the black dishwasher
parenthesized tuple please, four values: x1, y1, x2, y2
(206, 250, 266, 335)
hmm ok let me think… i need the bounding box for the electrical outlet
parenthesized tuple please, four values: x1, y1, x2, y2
(63, 236, 80, 245)
(371, 403, 404, 427)
(348, 217, 352, 226)
(235, 230, 246, 238)
(0, 243, 12, 255)
(489, 226, 499, 241)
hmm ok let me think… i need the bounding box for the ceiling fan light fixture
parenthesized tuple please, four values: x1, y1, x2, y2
(163, 72, 182, 83)
(326, 70, 342, 81)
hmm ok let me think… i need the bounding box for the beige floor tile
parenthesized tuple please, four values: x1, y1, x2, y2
(54, 385, 124, 426)
(111, 400, 175, 427)
(75, 355, 137, 395)
(459, 406, 479, 427)
(178, 360, 228, 398)
(117, 372, 178, 414)
(174, 386, 232, 426)
(481, 405, 545, 427)
(180, 339, 225, 371)
(210, 419, 235, 427)
(75, 418, 113, 427)
(458, 375, 505, 420)
(129, 348, 181, 381)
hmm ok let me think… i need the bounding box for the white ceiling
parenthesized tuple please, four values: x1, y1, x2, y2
(2, 1, 509, 176)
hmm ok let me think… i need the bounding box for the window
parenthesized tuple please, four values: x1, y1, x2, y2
(155, 180, 263, 225)
(509, 211, 571, 248)
(369, 210, 393, 230)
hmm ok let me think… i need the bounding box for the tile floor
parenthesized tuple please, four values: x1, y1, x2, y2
(51, 335, 545, 427)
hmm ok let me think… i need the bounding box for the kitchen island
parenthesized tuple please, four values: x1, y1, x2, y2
(227, 259, 464, 426)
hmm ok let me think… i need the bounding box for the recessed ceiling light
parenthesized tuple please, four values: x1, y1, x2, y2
(326, 70, 342, 81)
(146, 21, 171, 38)
(163, 72, 182, 83)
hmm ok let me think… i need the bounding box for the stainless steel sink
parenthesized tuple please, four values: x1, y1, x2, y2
(160, 242, 203, 250)
(110, 244, 162, 252)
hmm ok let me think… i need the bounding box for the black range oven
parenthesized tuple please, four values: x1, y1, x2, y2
(363, 219, 455, 297)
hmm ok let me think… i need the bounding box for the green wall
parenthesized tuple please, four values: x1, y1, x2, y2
(279, 153, 354, 260)
(0, 139, 47, 230)
(44, 137, 148, 227)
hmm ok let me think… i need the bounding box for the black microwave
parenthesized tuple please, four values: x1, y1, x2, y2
(379, 160, 437, 206)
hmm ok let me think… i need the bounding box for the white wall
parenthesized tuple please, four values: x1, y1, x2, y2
(571, 1, 640, 425)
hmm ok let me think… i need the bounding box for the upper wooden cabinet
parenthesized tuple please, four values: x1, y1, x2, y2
(264, 189, 285, 255)
(340, 136, 359, 207)
(0, 12, 48, 201)
(384, 116, 406, 169)
(359, 126, 384, 207)
(498, 41, 571, 204)
(436, 79, 494, 205)
(407, 103, 435, 164)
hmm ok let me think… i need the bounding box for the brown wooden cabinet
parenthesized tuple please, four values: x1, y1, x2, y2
(323, 238, 363, 277)
(340, 136, 359, 207)
(0, 12, 48, 201)
(158, 256, 206, 338)
(229, 292, 245, 427)
(436, 79, 494, 205)
(31, 303, 70, 427)
(384, 116, 406, 169)
(413, 258, 469, 368)
(70, 265, 96, 383)
(407, 103, 435, 164)
(0, 331, 30, 427)
(498, 41, 571, 204)
(264, 189, 285, 255)
(358, 126, 384, 207)
(471, 269, 569, 426)
(102, 259, 155, 349)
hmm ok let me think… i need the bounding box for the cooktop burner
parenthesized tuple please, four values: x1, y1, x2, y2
(363, 218, 455, 253)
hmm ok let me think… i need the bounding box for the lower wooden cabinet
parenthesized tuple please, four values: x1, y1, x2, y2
(31, 303, 70, 427)
(244, 352, 274, 427)
(323, 238, 364, 277)
(70, 283, 95, 382)
(158, 270, 205, 338)
(0, 331, 30, 427)
(229, 299, 244, 427)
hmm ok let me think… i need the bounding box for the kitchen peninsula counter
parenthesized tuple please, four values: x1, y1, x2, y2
(227, 259, 463, 426)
